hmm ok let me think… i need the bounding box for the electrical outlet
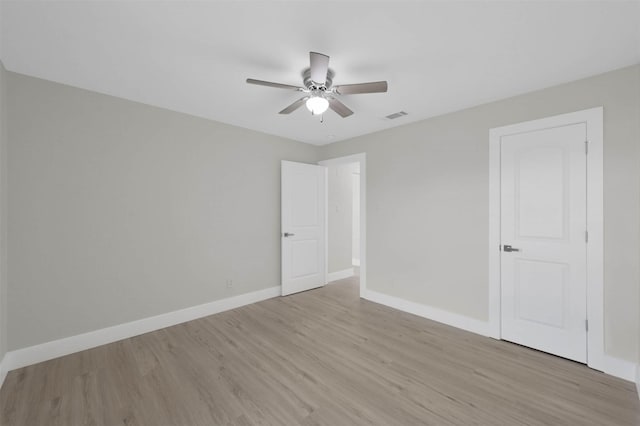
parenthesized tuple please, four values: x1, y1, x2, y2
(226, 279, 233, 288)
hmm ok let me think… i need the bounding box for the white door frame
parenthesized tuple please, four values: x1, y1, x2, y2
(488, 107, 604, 372)
(318, 153, 367, 298)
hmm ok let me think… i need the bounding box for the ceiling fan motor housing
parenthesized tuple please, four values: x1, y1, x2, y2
(303, 68, 334, 91)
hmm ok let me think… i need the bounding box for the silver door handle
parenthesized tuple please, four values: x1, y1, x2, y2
(503, 245, 520, 252)
(283, 232, 295, 237)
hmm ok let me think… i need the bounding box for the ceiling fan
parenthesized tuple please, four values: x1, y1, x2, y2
(246, 52, 388, 118)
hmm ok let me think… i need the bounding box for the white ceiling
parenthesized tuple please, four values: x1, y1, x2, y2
(1, 1, 639, 145)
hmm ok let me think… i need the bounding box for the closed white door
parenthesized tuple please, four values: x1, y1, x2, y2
(501, 123, 587, 363)
(281, 161, 326, 296)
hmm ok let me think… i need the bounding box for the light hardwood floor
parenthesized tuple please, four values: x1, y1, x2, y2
(1, 275, 639, 425)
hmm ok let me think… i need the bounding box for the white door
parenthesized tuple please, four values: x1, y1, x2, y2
(501, 123, 587, 363)
(281, 161, 326, 296)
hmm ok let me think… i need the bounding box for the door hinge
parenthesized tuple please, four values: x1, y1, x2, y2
(585, 230, 589, 243)
(585, 319, 589, 331)
(585, 140, 589, 154)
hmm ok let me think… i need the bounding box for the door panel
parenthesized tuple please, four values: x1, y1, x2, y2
(291, 240, 319, 278)
(291, 174, 319, 227)
(515, 259, 567, 328)
(501, 123, 587, 363)
(516, 146, 566, 239)
(281, 161, 326, 296)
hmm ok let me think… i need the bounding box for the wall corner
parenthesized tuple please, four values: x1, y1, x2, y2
(635, 363, 640, 400)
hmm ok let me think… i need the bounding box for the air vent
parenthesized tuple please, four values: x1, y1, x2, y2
(385, 111, 408, 120)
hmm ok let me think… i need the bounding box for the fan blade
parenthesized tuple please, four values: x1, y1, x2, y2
(328, 97, 354, 118)
(309, 52, 330, 85)
(246, 78, 302, 90)
(334, 81, 388, 95)
(279, 97, 309, 114)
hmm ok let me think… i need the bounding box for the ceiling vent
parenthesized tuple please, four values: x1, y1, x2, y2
(385, 111, 408, 120)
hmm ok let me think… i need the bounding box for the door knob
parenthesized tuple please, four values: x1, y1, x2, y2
(283, 232, 295, 237)
(503, 245, 520, 252)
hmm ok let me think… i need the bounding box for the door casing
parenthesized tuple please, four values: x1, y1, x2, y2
(488, 107, 604, 372)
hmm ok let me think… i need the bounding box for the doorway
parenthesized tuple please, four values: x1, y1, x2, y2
(319, 154, 367, 297)
(489, 107, 604, 371)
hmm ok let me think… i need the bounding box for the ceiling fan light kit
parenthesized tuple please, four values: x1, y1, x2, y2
(247, 51, 388, 119)
(306, 95, 329, 115)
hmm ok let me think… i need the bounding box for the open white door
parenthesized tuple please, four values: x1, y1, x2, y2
(500, 123, 587, 363)
(281, 161, 326, 296)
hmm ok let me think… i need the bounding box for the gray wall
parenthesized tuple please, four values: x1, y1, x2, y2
(7, 72, 318, 350)
(319, 64, 640, 363)
(327, 162, 356, 274)
(0, 61, 7, 362)
(4, 64, 640, 367)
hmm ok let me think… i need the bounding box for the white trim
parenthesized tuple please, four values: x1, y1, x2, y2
(327, 268, 354, 282)
(584, 107, 605, 372)
(323, 165, 328, 287)
(2, 286, 279, 372)
(488, 121, 502, 339)
(319, 153, 367, 298)
(365, 290, 493, 337)
(489, 107, 605, 371)
(599, 355, 637, 383)
(352, 258, 360, 267)
(0, 353, 7, 390)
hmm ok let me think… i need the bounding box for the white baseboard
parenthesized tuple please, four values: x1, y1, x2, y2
(352, 258, 360, 267)
(364, 289, 493, 337)
(0, 353, 7, 390)
(600, 354, 638, 383)
(602, 354, 638, 385)
(3, 286, 280, 373)
(327, 268, 354, 283)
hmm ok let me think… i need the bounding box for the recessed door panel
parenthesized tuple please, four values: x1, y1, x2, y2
(291, 240, 319, 278)
(291, 173, 319, 227)
(515, 259, 567, 328)
(516, 147, 566, 240)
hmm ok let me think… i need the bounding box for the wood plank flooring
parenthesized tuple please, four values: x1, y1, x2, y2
(1, 275, 639, 425)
